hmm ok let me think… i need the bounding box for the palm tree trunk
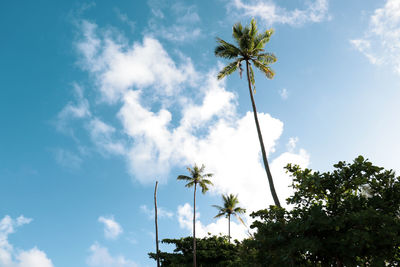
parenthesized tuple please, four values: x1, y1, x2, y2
(228, 214, 231, 242)
(245, 60, 281, 207)
(154, 181, 160, 267)
(193, 183, 197, 267)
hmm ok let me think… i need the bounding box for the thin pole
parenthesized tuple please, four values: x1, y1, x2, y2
(193, 183, 197, 267)
(154, 181, 160, 267)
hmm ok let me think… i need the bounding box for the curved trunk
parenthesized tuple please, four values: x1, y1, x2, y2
(245, 60, 281, 207)
(193, 183, 197, 267)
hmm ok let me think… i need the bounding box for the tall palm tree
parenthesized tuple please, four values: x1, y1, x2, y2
(177, 164, 213, 267)
(213, 194, 246, 242)
(215, 19, 281, 207)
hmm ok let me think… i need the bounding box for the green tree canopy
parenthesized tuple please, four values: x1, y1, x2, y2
(247, 156, 400, 266)
(148, 235, 242, 267)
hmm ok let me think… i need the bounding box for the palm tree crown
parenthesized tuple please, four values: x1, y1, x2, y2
(177, 164, 213, 193)
(215, 19, 277, 90)
(215, 19, 281, 207)
(213, 194, 246, 241)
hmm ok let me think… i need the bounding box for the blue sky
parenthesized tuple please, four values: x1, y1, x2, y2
(1, 0, 400, 266)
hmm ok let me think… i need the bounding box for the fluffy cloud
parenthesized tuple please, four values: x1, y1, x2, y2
(229, 0, 330, 26)
(0, 215, 54, 267)
(87, 243, 137, 267)
(71, 20, 310, 229)
(98, 216, 123, 240)
(351, 0, 400, 74)
(77, 20, 196, 103)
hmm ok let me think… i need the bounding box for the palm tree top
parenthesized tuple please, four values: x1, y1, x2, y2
(177, 164, 213, 194)
(213, 194, 246, 223)
(215, 18, 277, 85)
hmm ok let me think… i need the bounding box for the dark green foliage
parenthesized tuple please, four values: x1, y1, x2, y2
(248, 156, 400, 266)
(148, 235, 243, 266)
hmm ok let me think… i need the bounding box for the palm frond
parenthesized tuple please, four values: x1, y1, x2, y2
(214, 212, 226, 219)
(186, 166, 193, 175)
(232, 22, 243, 42)
(200, 185, 209, 194)
(235, 214, 246, 227)
(217, 59, 241, 80)
(257, 53, 277, 65)
(253, 28, 274, 52)
(234, 207, 246, 214)
(249, 64, 256, 94)
(249, 18, 258, 39)
(212, 204, 224, 210)
(177, 175, 193, 182)
(249, 64, 255, 86)
(199, 179, 213, 193)
(185, 181, 195, 188)
(253, 59, 275, 79)
(201, 178, 213, 185)
(199, 164, 205, 173)
(215, 38, 241, 59)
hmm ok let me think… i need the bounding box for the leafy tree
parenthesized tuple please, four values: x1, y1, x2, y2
(177, 164, 213, 267)
(149, 235, 242, 266)
(248, 156, 400, 266)
(215, 19, 280, 207)
(213, 194, 246, 242)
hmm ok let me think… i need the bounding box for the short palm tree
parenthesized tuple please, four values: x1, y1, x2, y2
(215, 19, 281, 207)
(213, 194, 246, 242)
(177, 164, 213, 267)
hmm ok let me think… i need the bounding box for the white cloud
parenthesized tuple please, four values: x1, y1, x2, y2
(279, 88, 289, 100)
(0, 215, 54, 267)
(351, 0, 400, 74)
(77, 20, 197, 103)
(88, 118, 126, 156)
(54, 148, 83, 169)
(56, 83, 91, 135)
(87, 243, 137, 267)
(98, 216, 123, 240)
(140, 205, 174, 219)
(350, 39, 381, 65)
(230, 0, 330, 26)
(114, 8, 135, 33)
(147, 1, 202, 42)
(15, 248, 54, 267)
(286, 137, 298, 152)
(73, 20, 310, 216)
